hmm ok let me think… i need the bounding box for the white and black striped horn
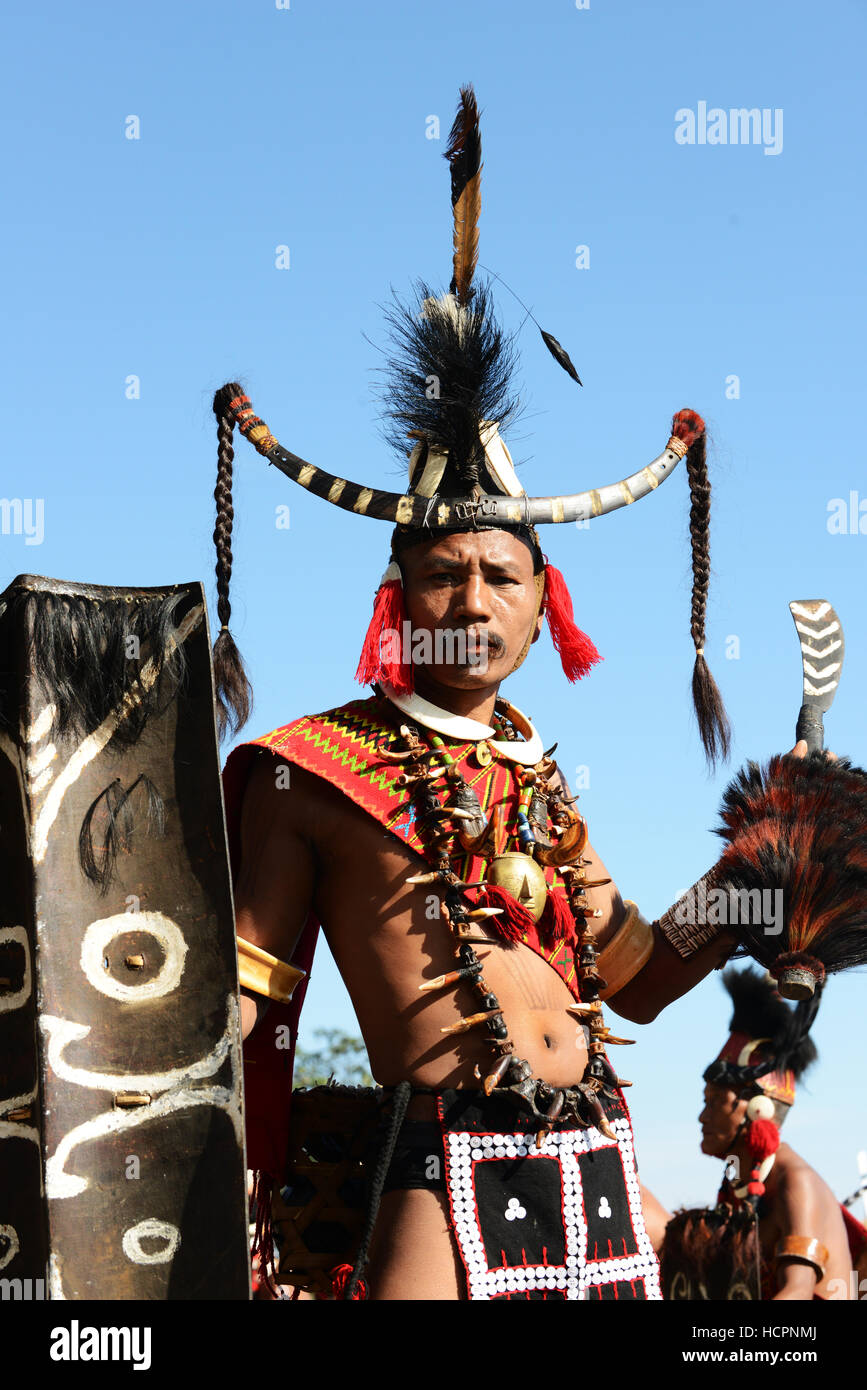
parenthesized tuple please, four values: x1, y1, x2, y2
(215, 385, 703, 529)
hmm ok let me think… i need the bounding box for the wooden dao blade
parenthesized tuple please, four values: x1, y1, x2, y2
(788, 599, 845, 753)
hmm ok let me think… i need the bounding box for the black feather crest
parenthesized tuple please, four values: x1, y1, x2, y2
(722, 966, 819, 1081)
(380, 280, 520, 494)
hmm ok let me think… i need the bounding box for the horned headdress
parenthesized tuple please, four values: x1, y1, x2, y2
(210, 87, 729, 764)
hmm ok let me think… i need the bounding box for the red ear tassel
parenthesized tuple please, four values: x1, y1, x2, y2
(355, 576, 414, 695)
(543, 564, 601, 682)
(744, 1117, 780, 1197)
(745, 1117, 780, 1163)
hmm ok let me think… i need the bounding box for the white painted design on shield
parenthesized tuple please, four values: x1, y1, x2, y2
(40, 1004, 232, 1094)
(0, 1224, 20, 1270)
(28, 740, 57, 777)
(30, 766, 55, 796)
(43, 994, 243, 1199)
(79, 912, 188, 1002)
(26, 703, 57, 744)
(122, 1218, 181, 1266)
(30, 604, 203, 864)
(0, 926, 31, 1013)
(48, 1252, 66, 1300)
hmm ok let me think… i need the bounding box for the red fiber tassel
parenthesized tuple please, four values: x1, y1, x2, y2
(330, 1263, 368, 1300)
(538, 888, 576, 945)
(747, 1172, 766, 1198)
(478, 884, 535, 943)
(543, 564, 601, 682)
(670, 408, 706, 450)
(354, 577, 413, 694)
(250, 1170, 279, 1296)
(745, 1117, 780, 1163)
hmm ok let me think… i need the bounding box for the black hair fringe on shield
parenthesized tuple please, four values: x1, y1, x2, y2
(0, 589, 188, 748)
(722, 965, 820, 1081)
(79, 773, 166, 892)
(379, 280, 521, 495)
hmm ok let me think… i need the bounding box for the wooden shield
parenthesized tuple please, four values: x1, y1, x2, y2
(0, 574, 249, 1299)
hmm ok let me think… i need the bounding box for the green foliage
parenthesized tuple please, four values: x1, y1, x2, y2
(293, 1028, 374, 1089)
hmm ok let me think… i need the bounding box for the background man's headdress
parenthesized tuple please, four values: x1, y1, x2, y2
(703, 966, 820, 1200)
(704, 966, 819, 1107)
(210, 87, 729, 765)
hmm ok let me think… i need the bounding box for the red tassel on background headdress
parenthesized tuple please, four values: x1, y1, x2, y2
(543, 564, 601, 682)
(355, 571, 414, 694)
(744, 1116, 780, 1197)
(745, 1117, 780, 1163)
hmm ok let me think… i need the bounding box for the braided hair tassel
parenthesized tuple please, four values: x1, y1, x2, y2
(212, 383, 254, 740)
(670, 409, 731, 768)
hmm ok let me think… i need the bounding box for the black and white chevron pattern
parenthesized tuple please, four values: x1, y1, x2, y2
(789, 600, 845, 706)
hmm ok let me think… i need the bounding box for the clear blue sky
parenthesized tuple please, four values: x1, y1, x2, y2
(3, 0, 865, 1214)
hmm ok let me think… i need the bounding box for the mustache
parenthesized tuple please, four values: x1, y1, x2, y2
(455, 628, 506, 666)
(459, 628, 505, 653)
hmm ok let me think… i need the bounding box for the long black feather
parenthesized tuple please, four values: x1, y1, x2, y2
(540, 329, 583, 386)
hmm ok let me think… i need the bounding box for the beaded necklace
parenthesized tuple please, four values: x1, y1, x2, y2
(377, 694, 633, 1146)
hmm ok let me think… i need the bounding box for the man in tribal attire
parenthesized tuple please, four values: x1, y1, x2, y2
(661, 968, 867, 1301)
(214, 90, 867, 1301)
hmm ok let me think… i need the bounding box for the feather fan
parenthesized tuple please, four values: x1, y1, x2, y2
(714, 750, 867, 995)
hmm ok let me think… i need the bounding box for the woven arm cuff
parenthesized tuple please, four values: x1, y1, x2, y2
(656, 865, 728, 960)
(238, 935, 305, 1003)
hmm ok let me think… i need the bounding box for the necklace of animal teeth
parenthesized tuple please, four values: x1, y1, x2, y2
(380, 711, 632, 1147)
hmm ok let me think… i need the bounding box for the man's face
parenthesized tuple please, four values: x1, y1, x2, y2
(399, 530, 543, 694)
(698, 1082, 748, 1158)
